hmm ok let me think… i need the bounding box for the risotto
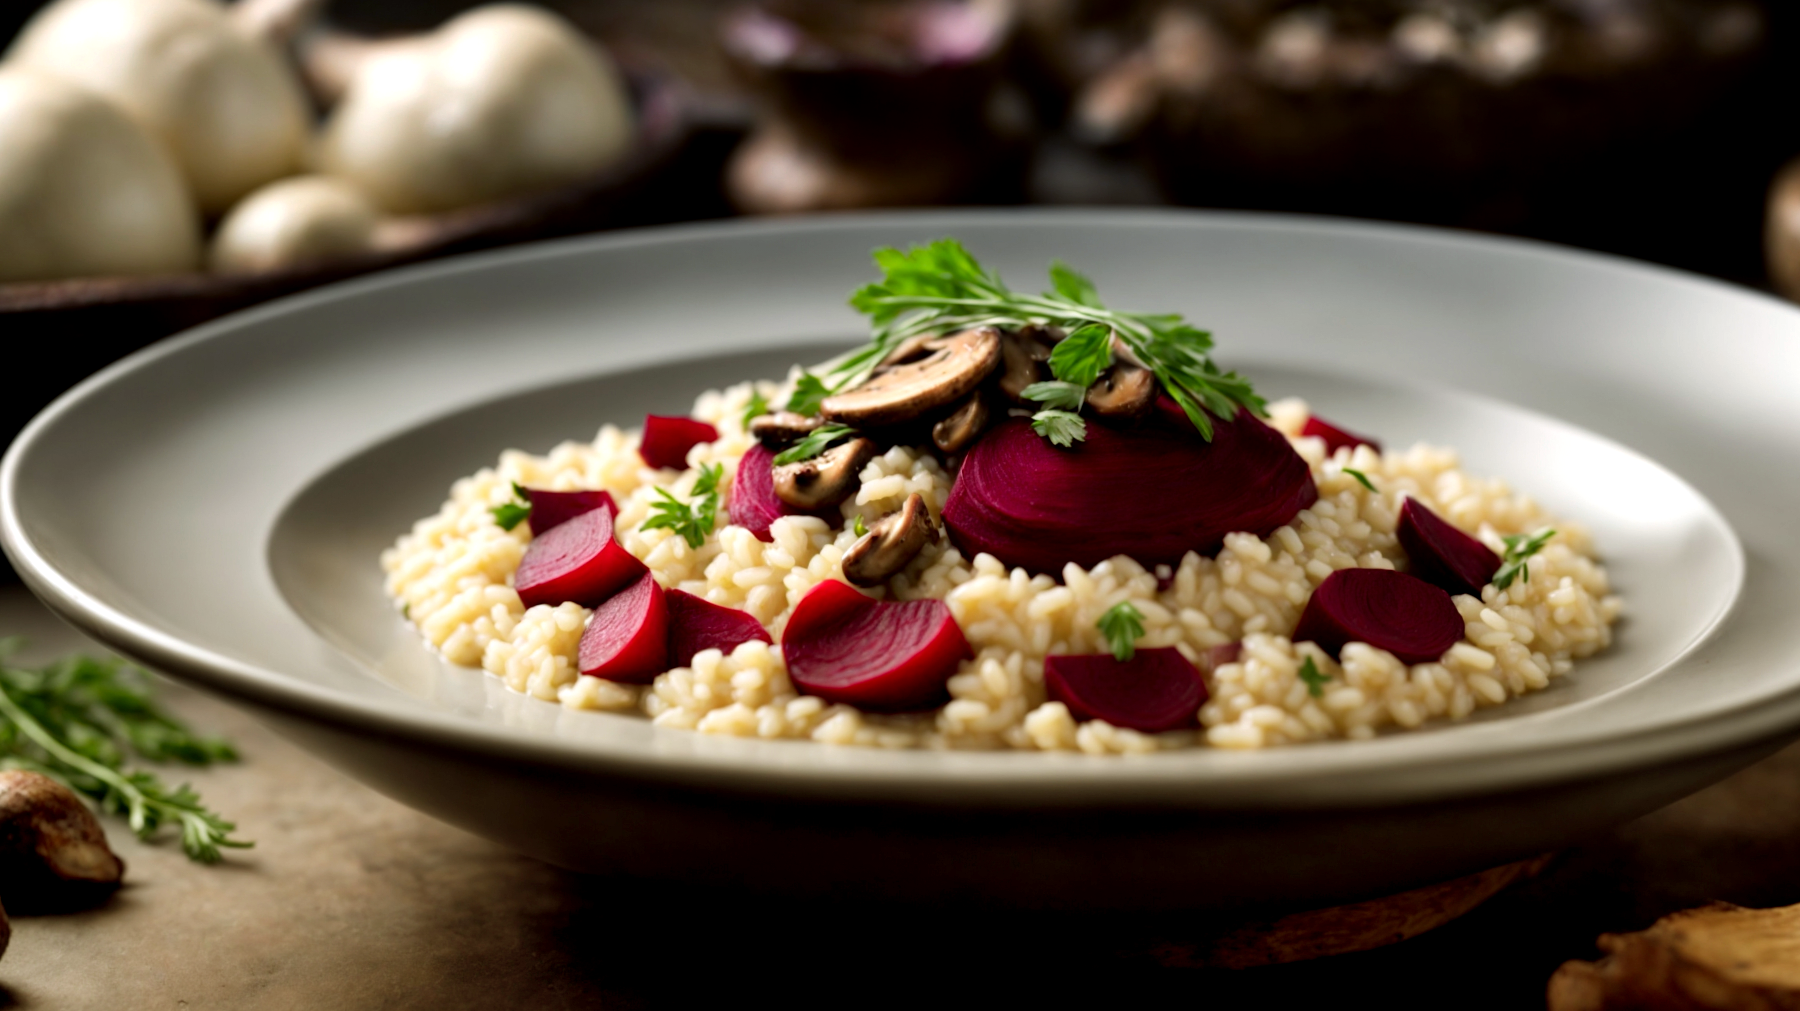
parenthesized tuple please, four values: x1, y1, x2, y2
(381, 242, 1620, 754)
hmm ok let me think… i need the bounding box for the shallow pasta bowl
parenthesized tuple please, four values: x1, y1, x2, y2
(2, 210, 1791, 913)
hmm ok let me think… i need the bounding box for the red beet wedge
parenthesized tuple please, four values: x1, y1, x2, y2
(524, 488, 615, 533)
(1196, 641, 1241, 678)
(664, 589, 773, 668)
(515, 505, 647, 609)
(1045, 647, 1208, 734)
(1396, 497, 1500, 598)
(578, 572, 670, 683)
(943, 408, 1316, 574)
(1292, 568, 1462, 665)
(1302, 415, 1381, 455)
(728, 443, 794, 542)
(640, 415, 720, 470)
(782, 580, 971, 711)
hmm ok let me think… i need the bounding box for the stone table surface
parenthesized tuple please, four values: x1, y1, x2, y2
(2, 584, 1799, 1010)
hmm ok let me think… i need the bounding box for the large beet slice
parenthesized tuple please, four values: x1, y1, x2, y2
(1292, 568, 1462, 665)
(525, 488, 615, 533)
(515, 505, 647, 609)
(665, 589, 773, 667)
(578, 572, 669, 683)
(782, 579, 971, 711)
(943, 409, 1316, 574)
(1397, 497, 1499, 597)
(1302, 415, 1381, 455)
(1045, 647, 1208, 733)
(640, 415, 720, 470)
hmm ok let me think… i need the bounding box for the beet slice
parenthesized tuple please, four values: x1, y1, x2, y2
(525, 488, 615, 533)
(1044, 647, 1208, 734)
(640, 415, 720, 470)
(1292, 568, 1463, 665)
(664, 588, 773, 668)
(782, 579, 971, 711)
(728, 443, 802, 542)
(943, 408, 1316, 574)
(515, 505, 647, 609)
(1302, 415, 1381, 455)
(1196, 641, 1241, 677)
(1397, 497, 1500, 598)
(578, 572, 670, 683)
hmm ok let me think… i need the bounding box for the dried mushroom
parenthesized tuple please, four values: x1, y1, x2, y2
(772, 437, 877, 510)
(0, 769, 125, 912)
(820, 327, 1001, 427)
(750, 411, 825, 448)
(932, 395, 990, 454)
(843, 493, 939, 586)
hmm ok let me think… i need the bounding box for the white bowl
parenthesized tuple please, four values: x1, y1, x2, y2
(4, 210, 1792, 912)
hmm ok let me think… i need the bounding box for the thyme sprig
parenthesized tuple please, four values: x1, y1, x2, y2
(844, 239, 1263, 443)
(642, 464, 724, 548)
(1494, 528, 1557, 591)
(0, 643, 250, 863)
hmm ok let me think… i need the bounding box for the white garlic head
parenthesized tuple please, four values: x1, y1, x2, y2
(319, 4, 634, 215)
(210, 175, 383, 274)
(6, 0, 311, 216)
(0, 68, 201, 284)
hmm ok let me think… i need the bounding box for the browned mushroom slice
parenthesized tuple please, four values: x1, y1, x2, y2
(1086, 362, 1157, 418)
(750, 410, 825, 448)
(876, 333, 940, 371)
(997, 328, 1052, 403)
(821, 327, 1001, 427)
(843, 492, 940, 586)
(0, 769, 125, 913)
(932, 394, 990, 453)
(772, 437, 878, 510)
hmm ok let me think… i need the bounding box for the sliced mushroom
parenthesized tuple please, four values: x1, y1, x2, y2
(772, 436, 877, 510)
(997, 327, 1052, 403)
(820, 327, 1001, 427)
(932, 394, 990, 453)
(876, 333, 940, 371)
(1086, 362, 1157, 418)
(750, 410, 824, 448)
(0, 769, 125, 913)
(843, 492, 939, 586)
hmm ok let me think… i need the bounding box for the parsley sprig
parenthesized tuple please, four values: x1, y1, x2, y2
(491, 481, 531, 531)
(1493, 528, 1556, 591)
(772, 423, 856, 466)
(1098, 601, 1146, 662)
(785, 373, 840, 417)
(1298, 655, 1331, 698)
(844, 239, 1262, 443)
(642, 464, 724, 548)
(740, 390, 770, 429)
(0, 642, 250, 863)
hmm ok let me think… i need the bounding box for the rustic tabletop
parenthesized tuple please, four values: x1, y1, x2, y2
(1, 583, 1795, 1009)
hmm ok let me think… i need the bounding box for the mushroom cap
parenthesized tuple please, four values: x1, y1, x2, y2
(0, 768, 125, 913)
(0, 68, 201, 283)
(7, 0, 310, 215)
(821, 326, 1002, 427)
(771, 436, 877, 511)
(843, 492, 939, 587)
(1086, 362, 1157, 418)
(209, 175, 382, 274)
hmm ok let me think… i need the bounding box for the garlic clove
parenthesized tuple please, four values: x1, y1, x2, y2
(209, 175, 382, 274)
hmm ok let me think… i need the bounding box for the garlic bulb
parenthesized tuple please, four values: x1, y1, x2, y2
(210, 175, 382, 274)
(6, 0, 310, 216)
(319, 4, 633, 215)
(0, 68, 200, 284)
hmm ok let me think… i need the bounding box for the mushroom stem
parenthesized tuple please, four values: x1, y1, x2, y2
(843, 493, 940, 586)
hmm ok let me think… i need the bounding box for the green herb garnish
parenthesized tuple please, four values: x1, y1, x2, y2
(490, 481, 531, 531)
(785, 373, 838, 417)
(1493, 528, 1556, 591)
(1020, 380, 1087, 412)
(853, 514, 868, 537)
(772, 423, 856, 466)
(844, 239, 1261, 442)
(0, 642, 250, 863)
(642, 464, 724, 548)
(1343, 468, 1377, 492)
(1031, 410, 1087, 448)
(1298, 655, 1330, 698)
(1098, 601, 1146, 662)
(741, 390, 770, 429)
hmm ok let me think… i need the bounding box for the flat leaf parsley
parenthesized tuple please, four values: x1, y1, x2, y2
(491, 481, 531, 531)
(772, 423, 856, 466)
(1298, 655, 1331, 698)
(1493, 528, 1557, 590)
(1097, 601, 1146, 662)
(642, 464, 724, 548)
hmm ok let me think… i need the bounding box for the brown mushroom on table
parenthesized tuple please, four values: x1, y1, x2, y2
(932, 395, 990, 453)
(750, 410, 825, 448)
(772, 437, 879, 511)
(0, 769, 125, 913)
(843, 492, 940, 586)
(820, 326, 1002, 428)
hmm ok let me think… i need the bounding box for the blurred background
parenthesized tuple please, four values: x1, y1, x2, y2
(3, 0, 1799, 453)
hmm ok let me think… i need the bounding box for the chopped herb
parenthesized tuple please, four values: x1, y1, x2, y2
(401, 602, 410, 620)
(0, 642, 250, 863)
(1493, 528, 1556, 591)
(490, 481, 531, 531)
(843, 239, 1262, 442)
(1020, 381, 1087, 412)
(741, 390, 770, 429)
(785, 373, 837, 417)
(772, 423, 856, 466)
(1097, 601, 1146, 662)
(1343, 468, 1377, 492)
(1298, 655, 1330, 697)
(641, 464, 724, 548)
(853, 514, 868, 537)
(1031, 409, 1087, 448)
